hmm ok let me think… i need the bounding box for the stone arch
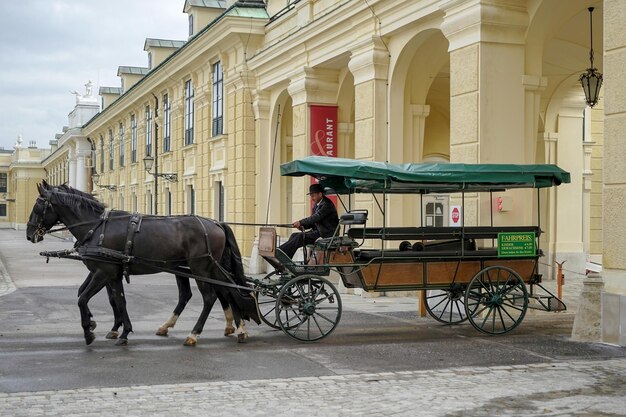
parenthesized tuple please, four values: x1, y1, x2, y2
(389, 28, 450, 164)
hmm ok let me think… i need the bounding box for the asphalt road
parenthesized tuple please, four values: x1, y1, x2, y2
(1, 229, 626, 416)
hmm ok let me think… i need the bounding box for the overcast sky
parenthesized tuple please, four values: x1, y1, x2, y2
(0, 1, 189, 151)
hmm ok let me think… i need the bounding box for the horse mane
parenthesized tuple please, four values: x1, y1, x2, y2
(56, 183, 96, 200)
(51, 189, 106, 216)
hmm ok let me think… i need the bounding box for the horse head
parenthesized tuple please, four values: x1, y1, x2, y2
(26, 183, 60, 243)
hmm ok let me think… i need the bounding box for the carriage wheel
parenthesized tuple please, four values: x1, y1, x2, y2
(254, 278, 301, 330)
(254, 284, 282, 330)
(464, 266, 528, 335)
(423, 284, 468, 325)
(276, 275, 342, 342)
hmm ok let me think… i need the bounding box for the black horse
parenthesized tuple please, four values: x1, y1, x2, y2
(26, 182, 259, 346)
(46, 181, 241, 342)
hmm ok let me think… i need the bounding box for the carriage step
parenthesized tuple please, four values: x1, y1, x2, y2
(528, 295, 566, 312)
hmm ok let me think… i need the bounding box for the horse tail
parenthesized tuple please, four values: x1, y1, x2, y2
(219, 222, 261, 325)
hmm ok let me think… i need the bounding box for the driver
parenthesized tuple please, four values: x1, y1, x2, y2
(278, 183, 339, 259)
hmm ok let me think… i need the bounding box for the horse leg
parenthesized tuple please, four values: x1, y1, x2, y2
(108, 278, 133, 346)
(77, 272, 98, 332)
(218, 294, 236, 336)
(183, 281, 218, 347)
(77, 271, 110, 345)
(229, 299, 249, 343)
(156, 275, 192, 336)
(104, 282, 124, 339)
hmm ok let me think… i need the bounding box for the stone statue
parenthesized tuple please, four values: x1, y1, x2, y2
(70, 90, 82, 103)
(85, 80, 93, 97)
(70, 81, 93, 104)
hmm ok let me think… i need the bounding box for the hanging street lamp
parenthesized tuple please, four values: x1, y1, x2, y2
(579, 7, 603, 108)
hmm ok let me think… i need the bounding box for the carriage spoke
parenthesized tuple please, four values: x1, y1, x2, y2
(466, 266, 528, 335)
(277, 276, 342, 342)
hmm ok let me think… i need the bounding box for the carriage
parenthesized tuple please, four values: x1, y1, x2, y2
(248, 156, 571, 342)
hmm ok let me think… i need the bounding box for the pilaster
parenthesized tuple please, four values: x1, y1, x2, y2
(348, 37, 389, 162)
(287, 67, 339, 220)
(555, 93, 586, 274)
(225, 68, 257, 253)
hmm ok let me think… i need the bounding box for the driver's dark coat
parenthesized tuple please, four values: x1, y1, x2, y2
(298, 195, 339, 238)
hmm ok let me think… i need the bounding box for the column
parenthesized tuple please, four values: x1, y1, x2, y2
(348, 38, 389, 228)
(68, 147, 77, 188)
(348, 37, 389, 162)
(441, 0, 527, 226)
(75, 138, 92, 192)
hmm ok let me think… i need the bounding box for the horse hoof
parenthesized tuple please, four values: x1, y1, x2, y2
(224, 326, 235, 336)
(115, 338, 128, 346)
(183, 337, 197, 347)
(155, 327, 169, 337)
(89, 321, 97, 331)
(237, 333, 248, 343)
(105, 331, 119, 339)
(85, 332, 95, 345)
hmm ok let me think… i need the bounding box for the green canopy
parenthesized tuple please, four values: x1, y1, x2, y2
(280, 156, 571, 194)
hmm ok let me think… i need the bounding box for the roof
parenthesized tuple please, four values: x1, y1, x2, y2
(99, 87, 122, 95)
(144, 38, 187, 50)
(280, 156, 571, 194)
(117, 66, 150, 76)
(185, 0, 227, 9)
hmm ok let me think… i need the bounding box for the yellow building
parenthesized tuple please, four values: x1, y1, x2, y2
(0, 137, 50, 229)
(33, 0, 625, 345)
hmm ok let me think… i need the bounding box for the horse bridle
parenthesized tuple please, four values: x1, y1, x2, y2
(28, 196, 54, 237)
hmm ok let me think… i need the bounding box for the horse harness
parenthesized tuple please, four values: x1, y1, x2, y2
(49, 212, 252, 291)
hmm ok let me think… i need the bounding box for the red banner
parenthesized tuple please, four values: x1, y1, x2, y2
(310, 105, 337, 158)
(310, 105, 338, 206)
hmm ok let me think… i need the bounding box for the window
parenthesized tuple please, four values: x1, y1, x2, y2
(119, 194, 124, 211)
(145, 105, 152, 157)
(0, 173, 7, 193)
(184, 80, 194, 145)
(187, 185, 195, 214)
(132, 192, 137, 212)
(148, 52, 152, 69)
(119, 123, 125, 167)
(0, 204, 6, 217)
(146, 191, 153, 215)
(188, 14, 193, 36)
(212, 61, 223, 137)
(423, 195, 448, 227)
(99, 136, 105, 173)
(108, 129, 114, 170)
(163, 93, 171, 152)
(216, 181, 225, 222)
(131, 114, 137, 163)
(165, 188, 172, 215)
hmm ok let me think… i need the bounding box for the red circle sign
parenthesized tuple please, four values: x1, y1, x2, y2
(451, 207, 460, 223)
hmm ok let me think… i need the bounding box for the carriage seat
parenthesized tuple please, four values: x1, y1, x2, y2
(314, 236, 359, 250)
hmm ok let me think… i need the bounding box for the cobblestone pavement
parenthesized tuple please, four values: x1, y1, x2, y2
(0, 359, 625, 417)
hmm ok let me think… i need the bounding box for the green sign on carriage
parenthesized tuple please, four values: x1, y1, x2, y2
(497, 232, 536, 257)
